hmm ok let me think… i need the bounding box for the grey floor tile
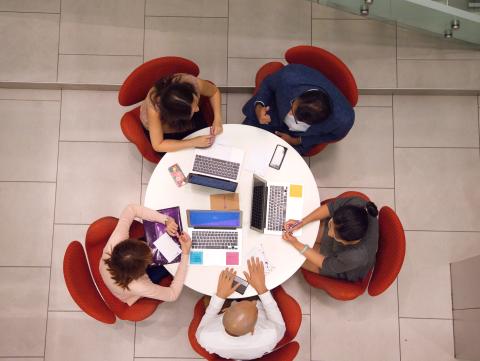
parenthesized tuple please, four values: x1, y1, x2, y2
(295, 315, 311, 361)
(394, 95, 479, 147)
(397, 59, 480, 89)
(397, 26, 480, 60)
(60, 90, 127, 142)
(357, 95, 392, 107)
(55, 142, 142, 224)
(318, 187, 395, 209)
(0, 12, 59, 82)
(311, 285, 400, 361)
(0, 99, 60, 182)
(135, 359, 202, 361)
(135, 287, 201, 358)
(400, 318, 455, 361)
(142, 159, 156, 184)
(394, 148, 480, 231)
(312, 19, 396, 88)
(145, 17, 227, 86)
(0, 267, 49, 357)
(141, 184, 147, 204)
(398, 231, 480, 319)
(453, 309, 480, 360)
(451, 254, 480, 310)
(57, 55, 142, 84)
(59, 0, 144, 56)
(44, 312, 134, 361)
(0, 89, 60, 101)
(0, 0, 59, 12)
(0, 358, 44, 361)
(228, 0, 311, 58)
(146, 0, 228, 17)
(226, 93, 250, 124)
(312, 1, 364, 19)
(49, 225, 88, 311)
(228, 58, 285, 87)
(282, 271, 311, 315)
(310, 107, 394, 188)
(0, 182, 55, 266)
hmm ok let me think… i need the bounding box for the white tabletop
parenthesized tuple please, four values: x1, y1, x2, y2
(144, 124, 320, 298)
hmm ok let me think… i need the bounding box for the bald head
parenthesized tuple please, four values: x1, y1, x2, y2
(222, 300, 258, 337)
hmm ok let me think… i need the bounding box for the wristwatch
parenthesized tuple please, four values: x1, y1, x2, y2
(299, 244, 310, 255)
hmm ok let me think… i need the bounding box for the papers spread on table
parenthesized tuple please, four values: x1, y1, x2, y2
(246, 244, 274, 274)
(153, 233, 182, 263)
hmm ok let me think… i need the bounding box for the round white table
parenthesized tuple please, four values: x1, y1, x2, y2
(145, 124, 320, 298)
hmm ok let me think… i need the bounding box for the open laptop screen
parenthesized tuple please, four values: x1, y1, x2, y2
(187, 210, 242, 229)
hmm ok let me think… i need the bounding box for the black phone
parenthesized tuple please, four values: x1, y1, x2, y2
(269, 144, 287, 170)
(232, 275, 249, 295)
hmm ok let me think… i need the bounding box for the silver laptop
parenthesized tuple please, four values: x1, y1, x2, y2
(250, 174, 303, 235)
(191, 144, 244, 183)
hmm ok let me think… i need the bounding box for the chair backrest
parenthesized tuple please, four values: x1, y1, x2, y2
(270, 286, 302, 349)
(285, 45, 358, 107)
(253, 341, 300, 361)
(368, 206, 406, 296)
(118, 56, 200, 106)
(63, 241, 116, 324)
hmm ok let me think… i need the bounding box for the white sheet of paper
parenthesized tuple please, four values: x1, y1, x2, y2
(246, 245, 274, 274)
(153, 233, 182, 263)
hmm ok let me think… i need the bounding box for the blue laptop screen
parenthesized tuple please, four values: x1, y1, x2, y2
(189, 210, 241, 228)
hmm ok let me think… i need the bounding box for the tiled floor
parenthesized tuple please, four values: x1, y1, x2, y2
(0, 1, 479, 361)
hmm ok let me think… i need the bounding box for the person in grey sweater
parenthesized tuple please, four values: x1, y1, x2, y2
(283, 196, 379, 282)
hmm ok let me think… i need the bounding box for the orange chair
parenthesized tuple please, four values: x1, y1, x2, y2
(254, 45, 358, 157)
(63, 241, 116, 324)
(118, 56, 214, 163)
(188, 285, 302, 360)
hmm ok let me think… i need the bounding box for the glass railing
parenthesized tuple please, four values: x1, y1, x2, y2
(310, 0, 480, 44)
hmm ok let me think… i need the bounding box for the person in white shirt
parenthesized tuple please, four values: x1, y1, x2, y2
(196, 257, 286, 360)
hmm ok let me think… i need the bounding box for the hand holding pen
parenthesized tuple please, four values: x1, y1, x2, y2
(283, 219, 303, 234)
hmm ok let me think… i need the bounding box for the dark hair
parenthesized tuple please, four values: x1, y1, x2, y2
(150, 75, 198, 131)
(103, 239, 152, 290)
(332, 202, 378, 241)
(294, 89, 331, 125)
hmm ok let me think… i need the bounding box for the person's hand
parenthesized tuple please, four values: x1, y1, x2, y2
(165, 218, 179, 236)
(243, 257, 267, 295)
(275, 131, 301, 146)
(210, 123, 223, 136)
(178, 232, 192, 255)
(282, 231, 300, 246)
(283, 219, 303, 233)
(216, 268, 240, 299)
(255, 104, 271, 125)
(192, 135, 214, 148)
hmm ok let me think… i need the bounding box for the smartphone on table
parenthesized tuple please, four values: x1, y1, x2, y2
(269, 144, 287, 170)
(232, 275, 249, 295)
(168, 163, 187, 187)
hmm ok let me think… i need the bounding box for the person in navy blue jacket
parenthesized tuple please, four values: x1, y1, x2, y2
(242, 64, 355, 155)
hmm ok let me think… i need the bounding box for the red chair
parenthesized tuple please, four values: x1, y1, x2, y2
(63, 241, 116, 324)
(188, 285, 302, 360)
(84, 216, 173, 322)
(254, 45, 358, 157)
(118, 56, 214, 163)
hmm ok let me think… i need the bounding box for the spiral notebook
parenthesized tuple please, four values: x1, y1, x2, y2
(143, 206, 183, 265)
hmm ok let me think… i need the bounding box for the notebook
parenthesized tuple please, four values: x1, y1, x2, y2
(144, 206, 183, 265)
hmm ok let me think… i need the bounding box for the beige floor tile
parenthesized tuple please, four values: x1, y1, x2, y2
(294, 315, 311, 361)
(146, 0, 228, 17)
(312, 2, 364, 19)
(451, 254, 480, 310)
(311, 285, 400, 361)
(58, 55, 142, 84)
(312, 19, 396, 88)
(0, 13, 59, 82)
(59, 0, 144, 55)
(0, 182, 55, 266)
(398, 231, 480, 319)
(226, 93, 251, 124)
(141, 184, 147, 204)
(55, 142, 142, 224)
(317, 187, 395, 210)
(135, 359, 202, 361)
(228, 0, 311, 58)
(0, 99, 59, 181)
(282, 271, 311, 315)
(145, 17, 227, 86)
(142, 159, 156, 184)
(394, 95, 479, 148)
(0, 0, 59, 12)
(397, 26, 480, 60)
(0, 89, 60, 101)
(310, 107, 394, 188)
(0, 358, 43, 361)
(0, 268, 49, 356)
(397, 59, 480, 89)
(357, 95, 392, 107)
(49, 225, 89, 311)
(135, 287, 202, 358)
(400, 319, 455, 361)
(394, 148, 480, 231)
(228, 58, 285, 87)
(44, 312, 134, 361)
(60, 90, 127, 142)
(453, 309, 480, 359)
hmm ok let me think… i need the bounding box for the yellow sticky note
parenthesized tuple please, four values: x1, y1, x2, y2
(290, 184, 303, 198)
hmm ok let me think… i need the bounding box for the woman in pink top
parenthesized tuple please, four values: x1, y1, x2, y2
(140, 73, 223, 154)
(100, 204, 191, 306)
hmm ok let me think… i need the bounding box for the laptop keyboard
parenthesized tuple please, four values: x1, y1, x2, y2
(267, 186, 288, 231)
(251, 185, 267, 230)
(192, 155, 240, 181)
(192, 230, 239, 250)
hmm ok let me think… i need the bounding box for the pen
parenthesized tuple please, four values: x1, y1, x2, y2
(285, 220, 302, 233)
